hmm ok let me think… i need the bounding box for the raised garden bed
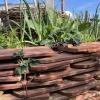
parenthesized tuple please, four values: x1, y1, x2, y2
(0, 42, 100, 100)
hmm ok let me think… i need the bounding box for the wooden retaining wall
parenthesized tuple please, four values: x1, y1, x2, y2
(0, 44, 100, 100)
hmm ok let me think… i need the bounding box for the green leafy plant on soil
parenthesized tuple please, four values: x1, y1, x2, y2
(12, 0, 81, 47)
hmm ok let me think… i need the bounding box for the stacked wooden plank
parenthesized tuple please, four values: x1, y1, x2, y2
(0, 46, 54, 91)
(0, 7, 45, 28)
(0, 9, 21, 27)
(10, 54, 100, 99)
(0, 45, 100, 100)
(57, 42, 100, 53)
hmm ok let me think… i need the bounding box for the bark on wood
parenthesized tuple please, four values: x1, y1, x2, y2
(57, 42, 100, 53)
(33, 67, 97, 82)
(0, 46, 55, 60)
(71, 60, 98, 69)
(0, 63, 19, 70)
(38, 53, 88, 64)
(30, 56, 91, 72)
(58, 81, 97, 96)
(0, 70, 14, 77)
(0, 76, 21, 83)
(0, 93, 49, 100)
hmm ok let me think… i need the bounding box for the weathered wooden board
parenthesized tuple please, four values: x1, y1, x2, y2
(0, 76, 21, 83)
(38, 53, 89, 64)
(92, 52, 100, 57)
(68, 70, 100, 81)
(71, 60, 98, 69)
(44, 65, 67, 72)
(0, 46, 55, 60)
(33, 67, 97, 82)
(32, 67, 71, 82)
(13, 80, 91, 97)
(0, 82, 22, 90)
(58, 81, 96, 96)
(30, 65, 68, 73)
(0, 78, 92, 91)
(30, 56, 90, 72)
(57, 42, 100, 53)
(30, 61, 70, 72)
(0, 63, 19, 70)
(44, 80, 93, 93)
(0, 93, 49, 100)
(67, 56, 91, 64)
(13, 88, 48, 98)
(67, 73, 93, 81)
(0, 70, 14, 77)
(27, 78, 63, 87)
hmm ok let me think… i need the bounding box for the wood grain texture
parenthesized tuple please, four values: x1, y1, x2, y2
(0, 46, 55, 60)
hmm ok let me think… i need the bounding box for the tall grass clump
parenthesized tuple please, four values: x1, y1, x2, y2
(78, 3, 100, 42)
(11, 0, 82, 46)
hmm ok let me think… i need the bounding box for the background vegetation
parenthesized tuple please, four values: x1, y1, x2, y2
(0, 0, 100, 48)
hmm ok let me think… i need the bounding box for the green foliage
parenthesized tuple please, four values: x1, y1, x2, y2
(0, 28, 25, 48)
(13, 50, 25, 76)
(14, 0, 81, 46)
(80, 34, 96, 42)
(77, 3, 100, 42)
(0, 33, 7, 48)
(78, 22, 91, 32)
(15, 58, 39, 76)
(15, 59, 29, 75)
(0, 0, 100, 49)
(13, 49, 24, 58)
(13, 48, 39, 76)
(6, 31, 21, 48)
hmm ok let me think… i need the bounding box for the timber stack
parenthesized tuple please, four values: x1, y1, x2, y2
(0, 43, 100, 100)
(0, 7, 45, 28)
(0, 7, 21, 27)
